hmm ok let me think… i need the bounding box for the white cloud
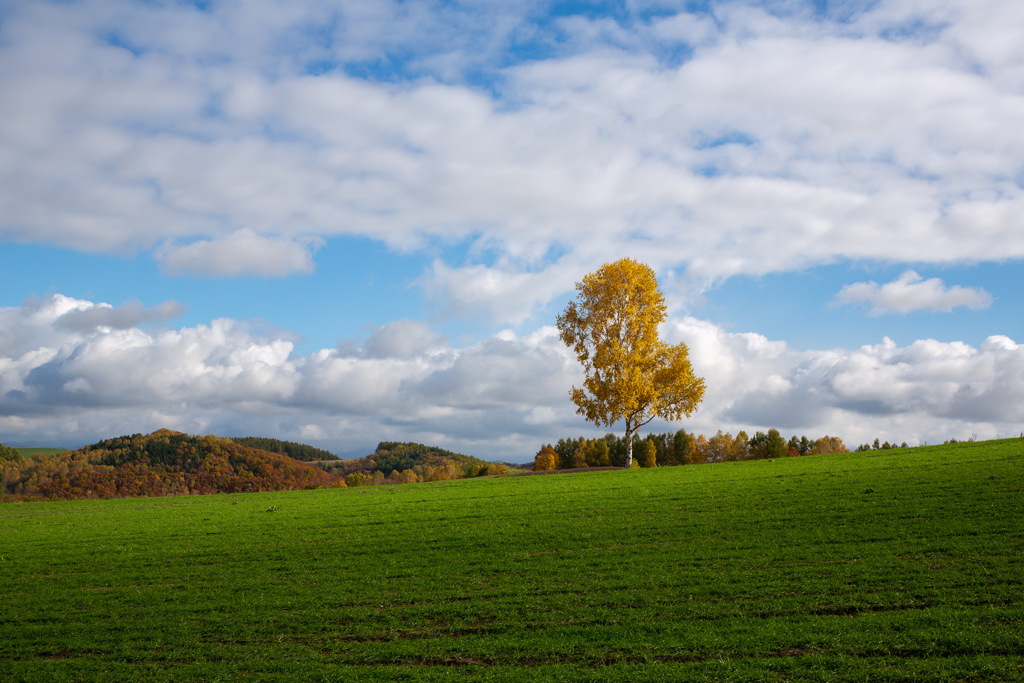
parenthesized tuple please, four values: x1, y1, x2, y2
(356, 319, 447, 360)
(835, 270, 993, 314)
(157, 231, 321, 277)
(419, 260, 577, 324)
(2, 3, 1024, 455)
(2, 294, 1022, 459)
(1, 0, 1023, 311)
(664, 316, 1024, 445)
(0, 295, 585, 458)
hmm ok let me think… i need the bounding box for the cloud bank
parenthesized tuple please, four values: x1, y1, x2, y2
(2, 295, 1019, 459)
(1, 2, 1021, 453)
(1, 0, 1022, 315)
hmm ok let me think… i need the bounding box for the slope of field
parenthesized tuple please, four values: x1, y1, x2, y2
(1, 439, 1021, 681)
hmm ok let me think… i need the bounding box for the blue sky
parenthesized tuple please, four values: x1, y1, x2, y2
(1, 0, 1023, 460)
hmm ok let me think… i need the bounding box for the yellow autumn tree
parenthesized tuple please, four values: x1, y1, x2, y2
(533, 446, 559, 471)
(557, 258, 706, 468)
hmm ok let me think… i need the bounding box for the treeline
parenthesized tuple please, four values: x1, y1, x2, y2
(320, 441, 516, 487)
(0, 430, 339, 502)
(230, 436, 340, 461)
(534, 428, 848, 470)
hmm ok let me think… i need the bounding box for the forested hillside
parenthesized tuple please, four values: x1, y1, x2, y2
(230, 436, 339, 461)
(0, 430, 338, 502)
(0, 433, 523, 501)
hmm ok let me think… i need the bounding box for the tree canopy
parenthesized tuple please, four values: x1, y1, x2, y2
(0, 443, 24, 463)
(556, 258, 705, 467)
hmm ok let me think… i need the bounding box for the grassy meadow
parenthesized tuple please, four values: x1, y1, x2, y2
(1, 439, 1022, 681)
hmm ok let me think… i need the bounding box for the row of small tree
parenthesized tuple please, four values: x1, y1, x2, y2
(854, 438, 911, 451)
(534, 428, 848, 471)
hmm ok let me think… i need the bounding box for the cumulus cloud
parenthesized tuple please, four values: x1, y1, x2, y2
(835, 270, 993, 314)
(336, 320, 449, 361)
(1, 0, 1023, 315)
(664, 317, 1024, 445)
(2, 294, 1022, 458)
(0, 295, 585, 457)
(0, 0, 1005, 455)
(358, 319, 447, 360)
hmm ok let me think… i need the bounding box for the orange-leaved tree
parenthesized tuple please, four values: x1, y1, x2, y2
(533, 446, 559, 471)
(556, 258, 706, 468)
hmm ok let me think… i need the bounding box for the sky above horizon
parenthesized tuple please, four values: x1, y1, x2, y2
(2, 0, 1023, 461)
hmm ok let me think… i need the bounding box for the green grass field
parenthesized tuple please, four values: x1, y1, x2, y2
(2, 439, 1022, 681)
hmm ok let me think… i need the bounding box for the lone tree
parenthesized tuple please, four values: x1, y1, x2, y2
(557, 258, 705, 468)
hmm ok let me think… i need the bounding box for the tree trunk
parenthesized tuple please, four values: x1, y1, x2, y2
(624, 422, 634, 468)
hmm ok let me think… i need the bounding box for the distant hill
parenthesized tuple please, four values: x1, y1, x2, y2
(371, 441, 491, 474)
(322, 441, 513, 483)
(230, 436, 339, 461)
(1, 429, 339, 502)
